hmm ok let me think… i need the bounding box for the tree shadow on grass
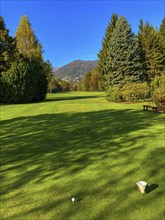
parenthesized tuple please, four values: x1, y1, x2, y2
(44, 94, 101, 102)
(0, 108, 164, 219)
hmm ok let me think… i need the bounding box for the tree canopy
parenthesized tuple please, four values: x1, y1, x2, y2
(15, 16, 43, 62)
(0, 15, 48, 103)
(138, 21, 165, 81)
(0, 14, 164, 104)
(0, 16, 17, 73)
(105, 16, 143, 87)
(97, 14, 118, 78)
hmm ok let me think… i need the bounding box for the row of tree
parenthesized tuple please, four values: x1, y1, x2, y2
(0, 15, 101, 101)
(47, 66, 102, 93)
(0, 16, 50, 103)
(97, 14, 165, 86)
(97, 14, 165, 107)
(78, 68, 101, 91)
(1, 14, 164, 105)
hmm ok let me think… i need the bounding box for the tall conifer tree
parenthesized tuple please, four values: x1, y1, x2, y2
(137, 19, 147, 81)
(0, 16, 17, 73)
(1, 16, 48, 103)
(105, 16, 143, 87)
(15, 16, 43, 61)
(160, 17, 165, 37)
(159, 17, 165, 76)
(139, 21, 165, 81)
(97, 14, 118, 77)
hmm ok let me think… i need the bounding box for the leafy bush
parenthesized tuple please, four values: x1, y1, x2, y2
(122, 82, 150, 102)
(151, 75, 165, 110)
(59, 80, 70, 92)
(106, 82, 150, 102)
(150, 74, 165, 95)
(0, 59, 47, 103)
(152, 85, 165, 108)
(106, 85, 123, 102)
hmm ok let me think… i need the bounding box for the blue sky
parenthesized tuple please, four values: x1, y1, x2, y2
(1, 0, 164, 67)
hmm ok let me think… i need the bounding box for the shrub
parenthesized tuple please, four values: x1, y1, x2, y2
(122, 82, 150, 102)
(150, 75, 165, 110)
(0, 59, 47, 103)
(152, 86, 165, 111)
(106, 82, 150, 102)
(59, 80, 70, 92)
(106, 85, 123, 102)
(150, 74, 165, 95)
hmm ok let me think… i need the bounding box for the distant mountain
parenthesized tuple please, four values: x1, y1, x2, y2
(53, 60, 98, 82)
(53, 67, 61, 72)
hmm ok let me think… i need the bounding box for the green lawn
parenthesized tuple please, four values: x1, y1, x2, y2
(0, 92, 164, 220)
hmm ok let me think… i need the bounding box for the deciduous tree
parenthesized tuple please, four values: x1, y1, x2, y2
(91, 68, 100, 91)
(82, 72, 92, 91)
(15, 16, 43, 62)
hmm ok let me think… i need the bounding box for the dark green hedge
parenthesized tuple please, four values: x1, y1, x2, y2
(0, 59, 47, 103)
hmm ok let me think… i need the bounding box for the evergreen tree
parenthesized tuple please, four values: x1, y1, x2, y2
(43, 60, 54, 93)
(0, 16, 17, 73)
(82, 72, 92, 91)
(90, 68, 100, 91)
(97, 14, 118, 78)
(105, 16, 143, 87)
(1, 59, 47, 103)
(15, 16, 43, 61)
(0, 16, 48, 103)
(159, 17, 165, 75)
(160, 17, 165, 37)
(151, 31, 165, 77)
(139, 21, 165, 81)
(137, 19, 147, 81)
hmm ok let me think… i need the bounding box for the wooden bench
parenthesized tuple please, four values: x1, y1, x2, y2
(143, 105, 158, 112)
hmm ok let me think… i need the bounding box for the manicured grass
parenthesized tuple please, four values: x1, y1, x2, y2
(0, 92, 164, 220)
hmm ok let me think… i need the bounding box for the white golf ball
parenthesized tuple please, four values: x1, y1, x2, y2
(71, 197, 75, 202)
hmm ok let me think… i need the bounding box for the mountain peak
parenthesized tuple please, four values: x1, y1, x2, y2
(53, 60, 97, 82)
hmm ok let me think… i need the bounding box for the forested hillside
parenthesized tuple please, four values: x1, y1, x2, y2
(54, 60, 97, 81)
